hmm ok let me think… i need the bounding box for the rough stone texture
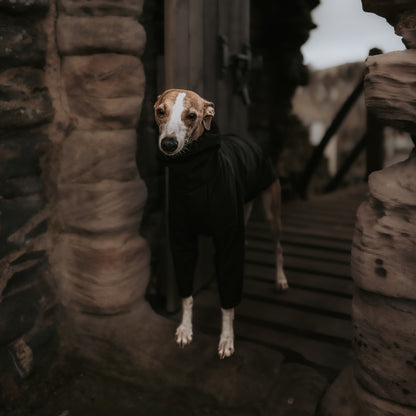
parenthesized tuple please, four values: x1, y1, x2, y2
(0, 22, 46, 69)
(0, 0, 56, 393)
(57, 16, 146, 56)
(353, 289, 416, 407)
(350, 4, 416, 414)
(351, 155, 416, 299)
(58, 0, 144, 17)
(396, 12, 416, 49)
(57, 178, 146, 234)
(0, 285, 43, 345)
(0, 195, 45, 255)
(317, 364, 360, 416)
(365, 50, 416, 134)
(54, 233, 149, 314)
(362, 0, 415, 23)
(0, 132, 48, 179)
(353, 377, 416, 416)
(0, 0, 49, 15)
(0, 68, 53, 128)
(263, 363, 328, 416)
(59, 129, 139, 183)
(62, 54, 145, 129)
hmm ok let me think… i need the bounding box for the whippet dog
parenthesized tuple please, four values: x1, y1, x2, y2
(154, 89, 288, 359)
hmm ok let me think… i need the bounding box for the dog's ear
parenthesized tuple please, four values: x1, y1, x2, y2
(153, 94, 161, 110)
(202, 100, 215, 130)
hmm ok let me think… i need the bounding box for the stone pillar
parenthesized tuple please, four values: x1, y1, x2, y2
(351, 1, 416, 414)
(47, 0, 150, 346)
(0, 0, 56, 393)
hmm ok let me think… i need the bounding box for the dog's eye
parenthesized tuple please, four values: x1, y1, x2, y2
(156, 108, 165, 116)
(187, 113, 197, 121)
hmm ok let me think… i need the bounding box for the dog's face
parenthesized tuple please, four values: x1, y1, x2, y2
(154, 89, 215, 156)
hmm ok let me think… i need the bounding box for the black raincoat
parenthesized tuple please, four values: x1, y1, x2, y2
(161, 124, 277, 309)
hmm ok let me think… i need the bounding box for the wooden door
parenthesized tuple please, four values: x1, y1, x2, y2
(162, 0, 251, 311)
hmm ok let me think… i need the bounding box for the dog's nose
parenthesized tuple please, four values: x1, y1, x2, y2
(161, 137, 178, 153)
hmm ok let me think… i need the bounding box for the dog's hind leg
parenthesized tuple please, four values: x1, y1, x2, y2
(218, 307, 235, 359)
(261, 180, 288, 291)
(175, 296, 193, 347)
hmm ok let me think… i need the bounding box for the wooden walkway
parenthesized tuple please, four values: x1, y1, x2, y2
(186, 185, 368, 374)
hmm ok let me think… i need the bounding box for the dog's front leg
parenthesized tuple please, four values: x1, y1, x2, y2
(218, 307, 235, 359)
(175, 296, 193, 347)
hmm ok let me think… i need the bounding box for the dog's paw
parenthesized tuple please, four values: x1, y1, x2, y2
(218, 335, 234, 359)
(276, 279, 289, 292)
(175, 324, 193, 347)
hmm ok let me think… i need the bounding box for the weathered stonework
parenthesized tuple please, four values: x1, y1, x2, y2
(365, 50, 416, 134)
(350, 1, 416, 415)
(55, 233, 149, 314)
(59, 130, 139, 183)
(0, 0, 56, 397)
(51, 0, 150, 342)
(58, 0, 144, 17)
(0, 68, 53, 128)
(61, 54, 145, 129)
(0, 21, 47, 69)
(57, 16, 146, 56)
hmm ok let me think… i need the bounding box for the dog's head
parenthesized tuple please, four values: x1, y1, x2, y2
(154, 89, 215, 156)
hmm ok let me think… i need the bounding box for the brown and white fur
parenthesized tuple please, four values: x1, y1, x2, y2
(154, 89, 288, 359)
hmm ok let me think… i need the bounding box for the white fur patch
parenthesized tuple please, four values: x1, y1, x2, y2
(160, 92, 187, 153)
(176, 296, 193, 347)
(218, 308, 235, 359)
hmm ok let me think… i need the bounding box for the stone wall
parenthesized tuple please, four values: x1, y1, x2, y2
(351, 1, 416, 415)
(0, 0, 56, 396)
(0, 0, 151, 398)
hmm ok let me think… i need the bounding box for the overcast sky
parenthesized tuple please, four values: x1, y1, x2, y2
(302, 0, 405, 69)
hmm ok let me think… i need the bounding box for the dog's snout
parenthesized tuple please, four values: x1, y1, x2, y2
(161, 137, 179, 154)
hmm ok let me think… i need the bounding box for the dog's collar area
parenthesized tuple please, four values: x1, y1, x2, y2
(158, 130, 221, 164)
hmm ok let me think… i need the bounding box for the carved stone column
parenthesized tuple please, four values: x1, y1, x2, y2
(351, 1, 416, 414)
(45, 0, 151, 350)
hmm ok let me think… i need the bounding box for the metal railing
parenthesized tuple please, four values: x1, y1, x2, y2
(297, 48, 384, 198)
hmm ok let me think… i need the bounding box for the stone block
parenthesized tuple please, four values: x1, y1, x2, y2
(27, 325, 58, 371)
(54, 233, 150, 314)
(0, 286, 42, 345)
(57, 16, 146, 56)
(365, 50, 416, 134)
(2, 260, 45, 297)
(396, 12, 416, 49)
(57, 178, 147, 234)
(362, 0, 415, 23)
(263, 363, 328, 416)
(0, 176, 44, 199)
(59, 129, 139, 184)
(353, 289, 416, 407)
(0, 68, 53, 128)
(0, 131, 48, 179)
(351, 156, 416, 300)
(58, 0, 144, 17)
(0, 195, 45, 256)
(0, 0, 49, 15)
(62, 54, 145, 129)
(0, 22, 46, 69)
(353, 375, 416, 416)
